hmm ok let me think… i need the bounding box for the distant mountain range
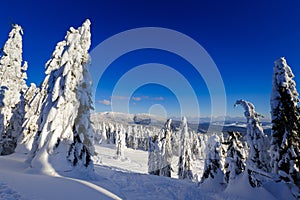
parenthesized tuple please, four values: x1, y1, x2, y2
(91, 112, 272, 135)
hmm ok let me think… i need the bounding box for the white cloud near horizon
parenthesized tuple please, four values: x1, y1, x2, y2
(97, 99, 111, 106)
(110, 95, 164, 101)
(132, 97, 142, 101)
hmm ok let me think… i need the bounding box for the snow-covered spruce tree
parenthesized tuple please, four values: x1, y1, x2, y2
(11, 84, 39, 154)
(159, 119, 173, 177)
(178, 117, 194, 180)
(28, 19, 94, 174)
(148, 134, 161, 175)
(235, 99, 270, 187)
(17, 20, 79, 153)
(126, 125, 132, 147)
(140, 126, 149, 150)
(171, 125, 181, 157)
(201, 134, 226, 185)
(199, 134, 208, 159)
(270, 57, 300, 187)
(101, 122, 107, 144)
(19, 41, 68, 154)
(0, 24, 28, 155)
(111, 124, 117, 144)
(191, 132, 200, 159)
(223, 131, 247, 183)
(20, 33, 73, 152)
(105, 123, 111, 144)
(132, 125, 138, 150)
(116, 125, 126, 160)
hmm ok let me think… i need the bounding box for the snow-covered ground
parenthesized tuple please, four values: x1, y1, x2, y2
(94, 143, 204, 180)
(0, 144, 206, 200)
(0, 142, 295, 200)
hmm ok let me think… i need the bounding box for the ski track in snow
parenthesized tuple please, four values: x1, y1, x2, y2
(0, 182, 22, 200)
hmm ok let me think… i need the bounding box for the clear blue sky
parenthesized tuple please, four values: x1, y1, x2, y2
(0, 0, 299, 118)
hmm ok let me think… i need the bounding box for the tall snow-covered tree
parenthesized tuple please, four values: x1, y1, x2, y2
(28, 19, 94, 174)
(178, 117, 194, 180)
(116, 124, 126, 160)
(101, 122, 107, 144)
(270, 57, 300, 187)
(224, 131, 247, 183)
(132, 125, 138, 149)
(159, 119, 173, 177)
(18, 36, 71, 153)
(235, 99, 270, 187)
(10, 84, 40, 154)
(148, 134, 161, 175)
(148, 119, 173, 177)
(201, 134, 226, 185)
(0, 24, 28, 155)
(18, 43, 64, 154)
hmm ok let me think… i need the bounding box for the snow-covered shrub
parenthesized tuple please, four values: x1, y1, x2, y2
(223, 131, 247, 183)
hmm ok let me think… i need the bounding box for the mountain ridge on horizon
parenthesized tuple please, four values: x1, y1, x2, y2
(91, 111, 271, 123)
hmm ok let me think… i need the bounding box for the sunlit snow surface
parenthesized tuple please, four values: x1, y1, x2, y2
(0, 141, 295, 200)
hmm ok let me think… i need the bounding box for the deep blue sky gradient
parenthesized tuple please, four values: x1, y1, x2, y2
(0, 0, 299, 118)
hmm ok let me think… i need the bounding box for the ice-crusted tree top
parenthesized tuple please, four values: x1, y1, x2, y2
(50, 19, 91, 103)
(165, 118, 172, 131)
(0, 24, 27, 84)
(159, 118, 172, 138)
(34, 19, 91, 120)
(2, 24, 23, 61)
(45, 19, 91, 75)
(234, 99, 265, 139)
(234, 100, 263, 122)
(181, 117, 188, 138)
(271, 57, 299, 114)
